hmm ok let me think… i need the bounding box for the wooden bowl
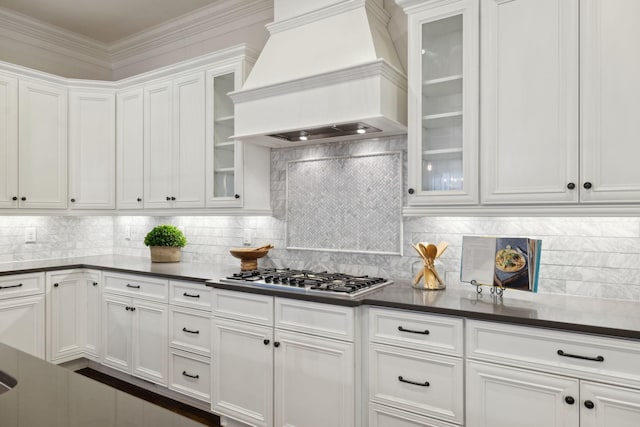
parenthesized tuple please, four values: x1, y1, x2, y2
(229, 247, 271, 271)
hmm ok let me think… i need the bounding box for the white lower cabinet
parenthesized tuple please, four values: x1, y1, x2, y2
(102, 293, 168, 385)
(0, 272, 45, 358)
(168, 280, 212, 402)
(212, 290, 356, 427)
(466, 319, 640, 427)
(46, 269, 101, 363)
(366, 307, 464, 426)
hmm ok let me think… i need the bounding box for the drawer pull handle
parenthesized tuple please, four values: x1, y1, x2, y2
(182, 371, 199, 379)
(183, 292, 200, 298)
(182, 327, 200, 335)
(126, 284, 141, 289)
(398, 376, 429, 387)
(0, 283, 23, 290)
(557, 349, 604, 362)
(398, 326, 429, 335)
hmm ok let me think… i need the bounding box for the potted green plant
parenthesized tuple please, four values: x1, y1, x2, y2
(144, 224, 187, 263)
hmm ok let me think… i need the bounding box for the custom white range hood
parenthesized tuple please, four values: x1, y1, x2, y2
(230, 0, 407, 147)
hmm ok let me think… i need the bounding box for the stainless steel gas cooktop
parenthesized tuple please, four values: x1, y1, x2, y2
(219, 268, 392, 298)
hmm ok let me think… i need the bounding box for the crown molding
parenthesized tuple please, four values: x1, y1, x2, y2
(0, 1, 272, 79)
(0, 6, 111, 69)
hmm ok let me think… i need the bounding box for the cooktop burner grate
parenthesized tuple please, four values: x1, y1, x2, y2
(219, 268, 392, 297)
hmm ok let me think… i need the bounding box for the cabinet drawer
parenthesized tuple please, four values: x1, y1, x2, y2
(103, 272, 168, 302)
(169, 280, 211, 310)
(369, 308, 463, 357)
(369, 343, 464, 425)
(369, 403, 459, 427)
(275, 298, 354, 342)
(169, 349, 210, 402)
(169, 306, 211, 356)
(467, 320, 640, 387)
(0, 273, 44, 300)
(212, 289, 273, 326)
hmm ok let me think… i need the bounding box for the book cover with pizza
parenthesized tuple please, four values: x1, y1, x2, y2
(493, 237, 530, 290)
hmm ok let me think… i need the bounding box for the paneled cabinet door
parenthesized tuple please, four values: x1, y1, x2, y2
(580, 381, 640, 427)
(68, 89, 116, 209)
(84, 271, 101, 359)
(466, 361, 579, 427)
(172, 72, 205, 208)
(0, 74, 18, 208)
(480, 0, 579, 204)
(580, 0, 640, 203)
(274, 330, 355, 427)
(116, 88, 144, 209)
(102, 293, 132, 373)
(212, 317, 273, 427)
(0, 295, 44, 358)
(18, 80, 68, 208)
(144, 80, 173, 208)
(404, 0, 480, 205)
(131, 299, 168, 385)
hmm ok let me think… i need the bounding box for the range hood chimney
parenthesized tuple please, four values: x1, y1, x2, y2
(230, 0, 407, 147)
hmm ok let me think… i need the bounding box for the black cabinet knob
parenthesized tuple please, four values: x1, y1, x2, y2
(234, 194, 240, 199)
(93, 282, 98, 286)
(125, 306, 130, 311)
(137, 198, 142, 202)
(166, 196, 171, 201)
(584, 400, 595, 409)
(171, 196, 176, 201)
(53, 283, 59, 288)
(564, 396, 575, 405)
(11, 196, 17, 201)
(274, 341, 280, 348)
(263, 339, 270, 345)
(21, 197, 26, 201)
(70, 198, 76, 203)
(131, 307, 135, 311)
(408, 188, 415, 194)
(566, 183, 576, 190)
(583, 182, 593, 190)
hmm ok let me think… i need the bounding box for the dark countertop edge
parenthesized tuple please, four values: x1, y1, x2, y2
(0, 263, 209, 284)
(362, 299, 640, 341)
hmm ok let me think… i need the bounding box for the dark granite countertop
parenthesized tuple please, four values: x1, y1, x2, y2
(0, 343, 205, 426)
(2, 255, 640, 340)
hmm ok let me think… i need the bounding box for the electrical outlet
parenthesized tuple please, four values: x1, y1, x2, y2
(25, 227, 36, 243)
(124, 226, 131, 240)
(243, 229, 252, 246)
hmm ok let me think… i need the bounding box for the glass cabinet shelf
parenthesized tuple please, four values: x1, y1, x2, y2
(422, 147, 463, 157)
(214, 115, 234, 124)
(422, 111, 462, 128)
(423, 74, 463, 97)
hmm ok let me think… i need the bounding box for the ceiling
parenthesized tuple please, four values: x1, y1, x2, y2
(0, 0, 219, 43)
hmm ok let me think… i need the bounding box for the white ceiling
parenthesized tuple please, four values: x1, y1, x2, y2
(0, 0, 218, 43)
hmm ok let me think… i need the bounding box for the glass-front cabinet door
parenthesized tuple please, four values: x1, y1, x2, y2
(401, 0, 479, 207)
(206, 67, 244, 207)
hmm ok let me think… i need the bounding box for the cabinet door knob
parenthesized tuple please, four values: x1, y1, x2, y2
(166, 196, 171, 201)
(263, 339, 270, 345)
(11, 196, 17, 201)
(234, 194, 240, 199)
(584, 400, 595, 409)
(408, 188, 415, 195)
(137, 197, 142, 202)
(70, 198, 76, 203)
(125, 306, 130, 311)
(564, 396, 575, 405)
(274, 341, 280, 348)
(566, 183, 576, 190)
(583, 182, 593, 190)
(171, 196, 176, 201)
(130, 307, 136, 312)
(53, 283, 59, 288)
(21, 196, 26, 201)
(93, 282, 98, 286)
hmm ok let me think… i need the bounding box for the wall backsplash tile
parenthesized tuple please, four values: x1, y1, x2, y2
(1, 138, 640, 301)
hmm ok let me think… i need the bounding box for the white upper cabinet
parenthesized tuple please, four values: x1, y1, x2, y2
(402, 0, 479, 205)
(579, 0, 640, 203)
(0, 74, 18, 208)
(68, 89, 116, 209)
(144, 71, 205, 209)
(480, 0, 579, 205)
(116, 88, 144, 209)
(205, 61, 271, 211)
(18, 79, 68, 209)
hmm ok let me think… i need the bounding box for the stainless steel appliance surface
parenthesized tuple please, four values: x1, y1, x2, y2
(219, 268, 392, 298)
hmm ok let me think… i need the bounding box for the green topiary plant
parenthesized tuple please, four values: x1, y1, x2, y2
(144, 225, 187, 248)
